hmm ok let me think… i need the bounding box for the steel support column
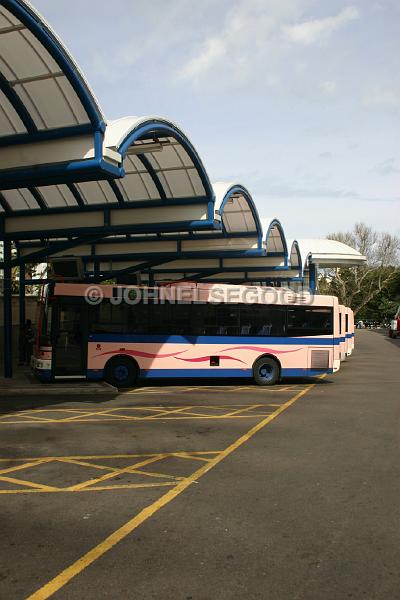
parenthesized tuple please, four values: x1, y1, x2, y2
(19, 262, 26, 329)
(309, 263, 318, 293)
(3, 239, 13, 378)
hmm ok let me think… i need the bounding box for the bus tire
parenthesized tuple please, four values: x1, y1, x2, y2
(253, 356, 280, 386)
(104, 356, 139, 388)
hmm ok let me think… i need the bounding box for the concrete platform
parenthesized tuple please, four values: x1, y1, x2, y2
(0, 367, 117, 399)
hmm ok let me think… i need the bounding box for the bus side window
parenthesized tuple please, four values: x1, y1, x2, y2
(287, 307, 333, 336)
(240, 305, 285, 336)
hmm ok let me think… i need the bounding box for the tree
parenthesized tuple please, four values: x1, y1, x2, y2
(319, 223, 400, 315)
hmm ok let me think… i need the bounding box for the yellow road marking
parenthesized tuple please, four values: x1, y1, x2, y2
(146, 406, 194, 419)
(0, 453, 218, 495)
(0, 475, 58, 491)
(0, 451, 219, 463)
(0, 482, 176, 495)
(67, 455, 168, 492)
(221, 405, 262, 417)
(26, 380, 319, 600)
(0, 458, 52, 476)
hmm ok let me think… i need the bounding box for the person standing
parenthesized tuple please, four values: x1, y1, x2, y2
(19, 319, 35, 366)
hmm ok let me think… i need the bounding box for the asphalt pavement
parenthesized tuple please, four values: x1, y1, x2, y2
(0, 329, 399, 600)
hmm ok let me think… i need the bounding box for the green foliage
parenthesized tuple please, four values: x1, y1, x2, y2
(320, 223, 400, 318)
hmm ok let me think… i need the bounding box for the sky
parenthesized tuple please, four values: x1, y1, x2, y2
(34, 0, 400, 239)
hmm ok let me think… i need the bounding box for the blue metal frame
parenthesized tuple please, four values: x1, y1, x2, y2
(137, 154, 167, 201)
(0, 191, 11, 213)
(309, 263, 317, 292)
(2, 239, 13, 377)
(0, 124, 95, 148)
(11, 234, 108, 266)
(0, 157, 123, 191)
(67, 184, 85, 208)
(19, 261, 26, 330)
(2, 195, 210, 219)
(0, 72, 36, 133)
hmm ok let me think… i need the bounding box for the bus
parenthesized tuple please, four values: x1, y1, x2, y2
(32, 282, 341, 387)
(345, 307, 355, 356)
(338, 304, 347, 361)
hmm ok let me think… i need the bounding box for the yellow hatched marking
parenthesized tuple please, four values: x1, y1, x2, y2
(172, 453, 215, 462)
(0, 452, 215, 495)
(54, 458, 119, 473)
(67, 455, 168, 492)
(0, 451, 220, 463)
(0, 458, 52, 476)
(220, 404, 263, 417)
(0, 475, 58, 491)
(129, 470, 185, 482)
(146, 406, 195, 419)
(26, 380, 321, 600)
(0, 482, 176, 495)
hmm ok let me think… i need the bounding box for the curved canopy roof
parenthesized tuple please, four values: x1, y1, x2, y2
(261, 217, 287, 257)
(0, 0, 104, 138)
(297, 239, 366, 272)
(0, 114, 217, 237)
(0, 1, 362, 289)
(213, 182, 262, 240)
(0, 0, 121, 192)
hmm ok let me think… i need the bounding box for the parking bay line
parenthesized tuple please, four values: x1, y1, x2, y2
(26, 379, 320, 600)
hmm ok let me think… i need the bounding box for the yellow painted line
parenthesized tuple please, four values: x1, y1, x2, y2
(146, 406, 195, 419)
(67, 455, 167, 492)
(54, 458, 119, 473)
(26, 379, 319, 600)
(0, 475, 58, 491)
(221, 405, 262, 417)
(0, 458, 52, 476)
(83, 482, 175, 492)
(0, 482, 176, 495)
(172, 453, 216, 462)
(128, 470, 185, 482)
(0, 451, 220, 463)
(0, 413, 286, 425)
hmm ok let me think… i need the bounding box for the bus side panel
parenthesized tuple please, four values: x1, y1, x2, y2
(87, 337, 335, 380)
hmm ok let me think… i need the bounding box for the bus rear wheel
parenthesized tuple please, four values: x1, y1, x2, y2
(104, 356, 138, 388)
(253, 357, 280, 386)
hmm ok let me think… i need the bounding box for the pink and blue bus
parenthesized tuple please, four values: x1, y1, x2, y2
(33, 283, 341, 387)
(338, 304, 347, 361)
(345, 307, 355, 356)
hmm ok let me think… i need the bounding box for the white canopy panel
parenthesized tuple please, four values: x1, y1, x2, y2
(297, 239, 367, 271)
(0, 0, 104, 136)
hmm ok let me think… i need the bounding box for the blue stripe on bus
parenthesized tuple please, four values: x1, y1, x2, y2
(89, 334, 339, 346)
(86, 367, 333, 380)
(140, 368, 252, 378)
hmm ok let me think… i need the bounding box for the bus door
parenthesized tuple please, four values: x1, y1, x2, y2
(52, 298, 88, 378)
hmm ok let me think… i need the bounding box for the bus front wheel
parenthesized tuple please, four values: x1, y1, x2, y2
(253, 357, 280, 386)
(104, 356, 139, 388)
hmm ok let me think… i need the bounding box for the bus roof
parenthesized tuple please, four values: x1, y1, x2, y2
(52, 282, 338, 307)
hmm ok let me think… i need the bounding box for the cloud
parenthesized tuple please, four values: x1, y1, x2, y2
(373, 158, 400, 175)
(177, 0, 294, 83)
(364, 87, 400, 110)
(320, 80, 337, 94)
(282, 6, 360, 46)
(177, 2, 360, 88)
